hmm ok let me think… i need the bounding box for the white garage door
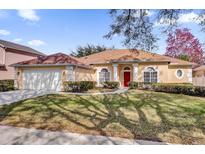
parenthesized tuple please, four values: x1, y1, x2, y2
(23, 69, 62, 91)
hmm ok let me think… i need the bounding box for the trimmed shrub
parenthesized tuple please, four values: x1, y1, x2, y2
(137, 82, 153, 90)
(151, 83, 205, 97)
(79, 81, 96, 90)
(194, 86, 205, 97)
(63, 81, 96, 92)
(128, 81, 138, 89)
(102, 81, 119, 89)
(0, 80, 15, 92)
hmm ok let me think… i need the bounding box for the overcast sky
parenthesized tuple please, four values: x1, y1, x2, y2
(0, 9, 204, 55)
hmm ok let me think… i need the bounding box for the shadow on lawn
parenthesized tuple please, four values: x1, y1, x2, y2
(0, 91, 205, 144)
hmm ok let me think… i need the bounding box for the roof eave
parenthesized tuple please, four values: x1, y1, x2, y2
(6, 47, 46, 56)
(193, 65, 205, 71)
(169, 63, 193, 66)
(90, 60, 170, 65)
(10, 63, 93, 70)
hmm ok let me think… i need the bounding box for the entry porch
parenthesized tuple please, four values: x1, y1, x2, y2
(96, 63, 138, 87)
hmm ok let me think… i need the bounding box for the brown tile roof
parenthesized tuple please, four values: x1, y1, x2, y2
(78, 49, 194, 66)
(193, 65, 205, 71)
(11, 53, 90, 68)
(0, 39, 45, 56)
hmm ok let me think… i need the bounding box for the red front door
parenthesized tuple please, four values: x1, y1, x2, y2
(124, 72, 130, 87)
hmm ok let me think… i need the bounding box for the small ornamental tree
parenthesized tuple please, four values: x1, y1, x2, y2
(165, 28, 204, 64)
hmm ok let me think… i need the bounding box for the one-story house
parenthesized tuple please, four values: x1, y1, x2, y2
(12, 49, 194, 91)
(0, 39, 45, 80)
(78, 49, 194, 86)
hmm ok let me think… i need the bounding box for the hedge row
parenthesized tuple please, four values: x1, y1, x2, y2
(63, 81, 120, 92)
(128, 81, 154, 89)
(152, 83, 205, 97)
(0, 80, 15, 92)
(63, 81, 96, 92)
(128, 81, 205, 97)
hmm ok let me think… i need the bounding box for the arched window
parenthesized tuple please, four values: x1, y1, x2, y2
(144, 67, 158, 83)
(124, 66, 131, 71)
(101, 68, 108, 72)
(99, 68, 110, 83)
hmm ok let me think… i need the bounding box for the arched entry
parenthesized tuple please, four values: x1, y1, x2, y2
(123, 66, 131, 87)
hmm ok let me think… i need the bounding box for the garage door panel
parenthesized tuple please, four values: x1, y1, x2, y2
(23, 69, 62, 91)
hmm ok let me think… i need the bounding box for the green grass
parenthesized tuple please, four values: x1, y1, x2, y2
(0, 90, 205, 144)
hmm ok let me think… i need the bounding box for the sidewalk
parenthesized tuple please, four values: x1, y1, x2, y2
(0, 125, 167, 145)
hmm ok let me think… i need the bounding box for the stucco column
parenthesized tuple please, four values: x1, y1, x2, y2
(113, 64, 118, 81)
(14, 67, 18, 89)
(66, 66, 75, 81)
(188, 69, 193, 83)
(133, 63, 138, 81)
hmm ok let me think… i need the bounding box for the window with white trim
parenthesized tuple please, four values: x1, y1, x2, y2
(175, 69, 183, 79)
(144, 67, 157, 83)
(99, 68, 110, 83)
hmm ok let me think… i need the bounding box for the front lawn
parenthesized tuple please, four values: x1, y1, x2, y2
(85, 87, 117, 93)
(0, 90, 205, 144)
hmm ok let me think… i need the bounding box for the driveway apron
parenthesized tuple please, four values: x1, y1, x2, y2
(0, 90, 54, 105)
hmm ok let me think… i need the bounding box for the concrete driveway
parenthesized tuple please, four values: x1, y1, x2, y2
(0, 90, 54, 105)
(0, 125, 167, 145)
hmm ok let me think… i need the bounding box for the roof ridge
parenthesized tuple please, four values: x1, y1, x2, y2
(11, 52, 89, 67)
(78, 49, 194, 65)
(79, 49, 114, 59)
(0, 39, 32, 49)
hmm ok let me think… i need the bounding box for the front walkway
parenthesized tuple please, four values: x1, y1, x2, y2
(0, 90, 54, 105)
(0, 125, 167, 145)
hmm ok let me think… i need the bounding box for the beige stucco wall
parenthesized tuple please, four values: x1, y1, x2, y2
(74, 66, 96, 81)
(137, 62, 169, 83)
(93, 63, 134, 86)
(167, 65, 192, 83)
(0, 51, 38, 80)
(138, 63, 192, 83)
(92, 62, 192, 86)
(15, 62, 193, 90)
(92, 64, 114, 80)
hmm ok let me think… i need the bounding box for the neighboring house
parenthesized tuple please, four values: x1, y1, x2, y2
(192, 65, 205, 86)
(0, 39, 45, 80)
(12, 49, 194, 91)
